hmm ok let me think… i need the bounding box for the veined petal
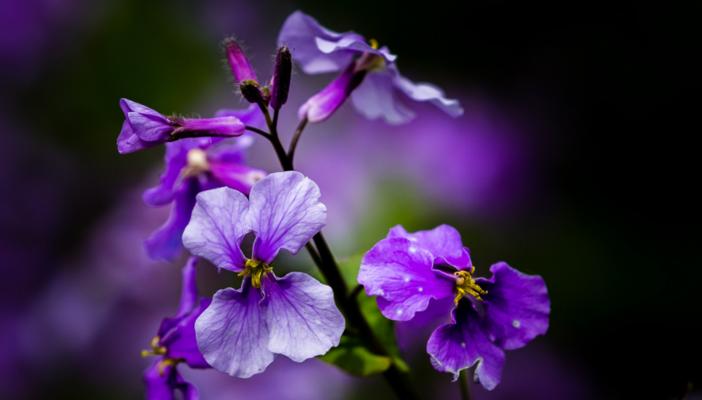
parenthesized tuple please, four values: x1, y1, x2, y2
(479, 262, 550, 350)
(350, 70, 415, 125)
(249, 171, 326, 263)
(278, 11, 363, 74)
(359, 237, 454, 321)
(388, 224, 471, 269)
(195, 284, 274, 378)
(427, 302, 505, 391)
(182, 187, 249, 272)
(145, 179, 198, 261)
(262, 272, 344, 361)
(393, 71, 463, 118)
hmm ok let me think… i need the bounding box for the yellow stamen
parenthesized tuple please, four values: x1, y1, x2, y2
(238, 259, 272, 289)
(369, 38, 379, 50)
(453, 268, 488, 305)
(140, 336, 167, 358)
(157, 358, 178, 376)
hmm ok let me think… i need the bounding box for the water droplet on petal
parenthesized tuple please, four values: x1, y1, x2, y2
(512, 320, 521, 328)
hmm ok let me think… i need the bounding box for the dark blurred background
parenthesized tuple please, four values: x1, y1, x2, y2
(1, 0, 698, 399)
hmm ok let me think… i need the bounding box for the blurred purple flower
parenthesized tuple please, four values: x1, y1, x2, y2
(141, 105, 266, 261)
(117, 99, 249, 154)
(358, 225, 550, 390)
(279, 11, 463, 124)
(142, 257, 210, 400)
(182, 172, 344, 378)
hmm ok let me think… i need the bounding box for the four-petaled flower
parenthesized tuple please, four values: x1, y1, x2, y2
(142, 257, 211, 400)
(141, 105, 266, 261)
(358, 225, 550, 390)
(279, 11, 464, 124)
(118, 98, 249, 154)
(182, 171, 345, 378)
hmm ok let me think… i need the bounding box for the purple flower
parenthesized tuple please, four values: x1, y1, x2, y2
(143, 105, 266, 261)
(182, 171, 345, 378)
(118, 99, 247, 154)
(142, 257, 211, 399)
(357, 225, 550, 390)
(279, 11, 463, 124)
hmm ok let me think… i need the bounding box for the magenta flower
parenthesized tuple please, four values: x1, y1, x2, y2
(358, 225, 550, 390)
(142, 257, 211, 400)
(117, 99, 247, 154)
(141, 105, 266, 261)
(182, 171, 345, 378)
(279, 11, 463, 124)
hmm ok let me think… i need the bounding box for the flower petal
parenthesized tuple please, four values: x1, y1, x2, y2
(143, 141, 192, 206)
(350, 70, 416, 125)
(298, 63, 364, 123)
(194, 284, 274, 378)
(182, 187, 250, 272)
(209, 162, 266, 196)
(479, 262, 550, 350)
(215, 104, 265, 128)
(144, 362, 199, 400)
(161, 297, 211, 369)
(262, 272, 344, 361)
(427, 302, 505, 390)
(248, 171, 326, 263)
(359, 237, 454, 321)
(393, 70, 464, 118)
(388, 224, 471, 269)
(145, 179, 198, 261)
(128, 111, 173, 142)
(278, 11, 364, 74)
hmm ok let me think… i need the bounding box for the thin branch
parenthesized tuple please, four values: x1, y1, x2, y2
(244, 125, 271, 139)
(287, 117, 309, 168)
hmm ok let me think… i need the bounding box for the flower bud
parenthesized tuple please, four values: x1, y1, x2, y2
(240, 80, 268, 105)
(270, 46, 292, 110)
(224, 38, 256, 83)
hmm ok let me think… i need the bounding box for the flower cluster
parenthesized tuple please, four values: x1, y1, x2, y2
(358, 225, 550, 390)
(116, 10, 548, 399)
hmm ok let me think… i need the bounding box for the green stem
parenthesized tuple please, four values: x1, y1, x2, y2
(260, 108, 419, 400)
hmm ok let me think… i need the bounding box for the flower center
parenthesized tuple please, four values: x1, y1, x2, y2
(453, 267, 487, 305)
(239, 259, 272, 289)
(183, 148, 210, 177)
(141, 335, 167, 358)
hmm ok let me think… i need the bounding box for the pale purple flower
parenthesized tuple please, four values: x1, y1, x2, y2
(358, 225, 550, 390)
(142, 105, 266, 261)
(142, 257, 211, 400)
(182, 171, 344, 378)
(117, 99, 247, 154)
(279, 11, 463, 124)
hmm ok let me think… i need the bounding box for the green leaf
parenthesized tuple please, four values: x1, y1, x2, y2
(319, 254, 410, 375)
(320, 336, 392, 376)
